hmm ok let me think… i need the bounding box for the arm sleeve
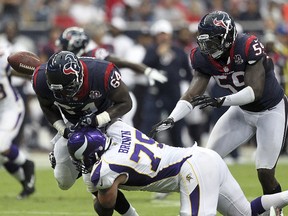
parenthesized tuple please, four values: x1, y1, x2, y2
(168, 100, 193, 122)
(221, 86, 255, 106)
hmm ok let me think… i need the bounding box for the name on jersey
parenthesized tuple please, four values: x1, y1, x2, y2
(118, 130, 131, 154)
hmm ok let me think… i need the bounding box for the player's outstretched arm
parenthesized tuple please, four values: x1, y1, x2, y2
(149, 71, 210, 137)
(107, 55, 167, 85)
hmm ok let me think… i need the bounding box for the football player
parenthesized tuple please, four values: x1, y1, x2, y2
(67, 120, 288, 216)
(55, 26, 167, 86)
(32, 51, 138, 215)
(0, 42, 35, 199)
(150, 11, 287, 215)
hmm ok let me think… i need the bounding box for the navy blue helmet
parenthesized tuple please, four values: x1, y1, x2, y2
(46, 51, 83, 100)
(67, 127, 110, 173)
(56, 26, 89, 56)
(197, 11, 237, 59)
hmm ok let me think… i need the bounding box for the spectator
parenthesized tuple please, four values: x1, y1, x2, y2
(140, 19, 192, 149)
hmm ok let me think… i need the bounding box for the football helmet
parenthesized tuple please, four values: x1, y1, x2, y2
(197, 11, 237, 59)
(56, 26, 89, 56)
(67, 127, 110, 173)
(46, 51, 83, 100)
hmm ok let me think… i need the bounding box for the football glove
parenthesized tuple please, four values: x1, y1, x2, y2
(80, 113, 97, 127)
(63, 124, 77, 139)
(191, 95, 225, 109)
(149, 117, 174, 138)
(144, 67, 168, 86)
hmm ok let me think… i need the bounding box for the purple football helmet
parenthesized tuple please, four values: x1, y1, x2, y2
(67, 127, 109, 173)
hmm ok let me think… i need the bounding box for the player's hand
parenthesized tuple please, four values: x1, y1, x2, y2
(80, 113, 97, 127)
(144, 67, 168, 86)
(191, 95, 225, 109)
(63, 125, 77, 139)
(149, 117, 174, 138)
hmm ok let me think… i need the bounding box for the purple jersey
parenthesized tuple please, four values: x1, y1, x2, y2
(32, 57, 122, 124)
(190, 33, 284, 112)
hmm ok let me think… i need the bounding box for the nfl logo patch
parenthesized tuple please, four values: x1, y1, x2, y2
(89, 90, 102, 99)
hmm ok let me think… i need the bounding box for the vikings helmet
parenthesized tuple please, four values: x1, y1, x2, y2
(67, 127, 110, 173)
(197, 11, 237, 59)
(56, 26, 89, 56)
(46, 51, 83, 100)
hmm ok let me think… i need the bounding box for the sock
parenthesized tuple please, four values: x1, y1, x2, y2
(6, 145, 26, 165)
(6, 145, 19, 160)
(264, 184, 282, 195)
(4, 161, 25, 182)
(122, 205, 139, 216)
(115, 190, 130, 214)
(251, 197, 265, 215)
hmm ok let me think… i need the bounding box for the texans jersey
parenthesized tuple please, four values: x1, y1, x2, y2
(91, 121, 194, 192)
(82, 46, 110, 60)
(190, 33, 284, 112)
(32, 57, 122, 124)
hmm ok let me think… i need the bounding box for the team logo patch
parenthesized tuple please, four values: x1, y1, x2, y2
(89, 90, 102, 99)
(234, 54, 243, 64)
(63, 53, 81, 75)
(213, 18, 227, 29)
(186, 173, 193, 182)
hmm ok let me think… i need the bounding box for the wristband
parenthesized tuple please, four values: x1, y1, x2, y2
(53, 120, 66, 136)
(169, 100, 193, 122)
(221, 86, 255, 106)
(144, 67, 152, 76)
(96, 111, 111, 127)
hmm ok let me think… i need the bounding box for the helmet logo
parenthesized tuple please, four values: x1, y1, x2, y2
(213, 18, 228, 29)
(63, 53, 81, 76)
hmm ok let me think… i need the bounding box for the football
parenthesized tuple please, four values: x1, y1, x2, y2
(7, 51, 41, 76)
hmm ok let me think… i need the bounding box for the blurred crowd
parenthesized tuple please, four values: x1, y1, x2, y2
(0, 0, 287, 161)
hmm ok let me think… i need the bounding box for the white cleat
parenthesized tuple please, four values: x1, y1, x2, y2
(270, 207, 277, 216)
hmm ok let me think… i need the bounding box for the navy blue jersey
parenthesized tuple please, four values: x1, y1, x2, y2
(190, 33, 284, 112)
(32, 57, 122, 124)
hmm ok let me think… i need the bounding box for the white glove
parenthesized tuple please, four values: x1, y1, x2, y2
(144, 67, 168, 86)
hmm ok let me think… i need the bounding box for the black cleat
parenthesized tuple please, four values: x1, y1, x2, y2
(49, 151, 56, 169)
(17, 186, 35, 200)
(17, 160, 35, 199)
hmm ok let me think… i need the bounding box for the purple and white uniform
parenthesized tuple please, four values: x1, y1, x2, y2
(0, 42, 25, 153)
(91, 121, 255, 215)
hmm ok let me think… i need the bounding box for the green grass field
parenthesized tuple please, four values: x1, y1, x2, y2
(0, 162, 288, 216)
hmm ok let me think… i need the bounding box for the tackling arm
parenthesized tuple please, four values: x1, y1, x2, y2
(169, 71, 210, 122)
(37, 96, 68, 135)
(106, 80, 133, 120)
(81, 80, 133, 128)
(107, 55, 167, 85)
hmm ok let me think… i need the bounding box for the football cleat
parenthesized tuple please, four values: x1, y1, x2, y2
(17, 186, 35, 200)
(270, 207, 277, 216)
(17, 160, 35, 199)
(269, 207, 284, 216)
(49, 151, 56, 169)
